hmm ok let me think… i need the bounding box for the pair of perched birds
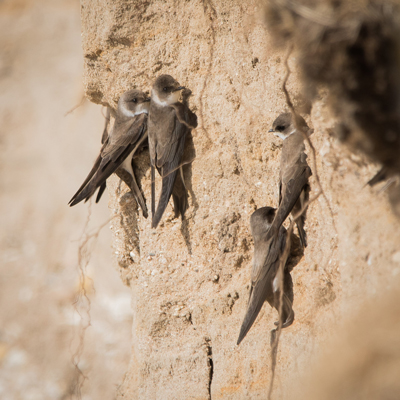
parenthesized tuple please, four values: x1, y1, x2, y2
(69, 75, 197, 229)
(237, 112, 312, 345)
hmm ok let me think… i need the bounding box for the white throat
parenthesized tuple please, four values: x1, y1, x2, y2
(120, 103, 149, 118)
(274, 128, 296, 140)
(151, 89, 180, 107)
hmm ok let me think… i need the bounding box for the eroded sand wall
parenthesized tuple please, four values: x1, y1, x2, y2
(81, 1, 400, 398)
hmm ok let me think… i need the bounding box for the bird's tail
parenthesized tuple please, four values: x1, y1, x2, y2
(95, 182, 107, 203)
(237, 286, 263, 346)
(237, 267, 276, 345)
(69, 178, 100, 206)
(69, 154, 102, 206)
(172, 167, 188, 220)
(152, 167, 178, 228)
(116, 168, 148, 219)
(273, 293, 295, 328)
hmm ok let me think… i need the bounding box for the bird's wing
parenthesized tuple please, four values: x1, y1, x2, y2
(69, 114, 147, 206)
(265, 164, 311, 243)
(101, 113, 147, 161)
(151, 106, 190, 228)
(237, 229, 286, 345)
(155, 107, 188, 168)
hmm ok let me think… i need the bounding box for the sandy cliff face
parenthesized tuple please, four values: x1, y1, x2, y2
(81, 0, 400, 398)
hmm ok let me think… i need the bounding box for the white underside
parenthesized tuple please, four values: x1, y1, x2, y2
(274, 128, 296, 140)
(151, 90, 180, 107)
(273, 275, 279, 293)
(299, 188, 305, 209)
(273, 267, 283, 293)
(120, 103, 149, 118)
(120, 150, 135, 175)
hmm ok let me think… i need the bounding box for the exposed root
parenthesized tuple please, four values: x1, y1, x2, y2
(64, 95, 86, 117)
(265, 0, 400, 215)
(199, 0, 217, 146)
(70, 202, 117, 399)
(281, 46, 337, 235)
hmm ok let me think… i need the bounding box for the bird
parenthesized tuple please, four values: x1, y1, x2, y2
(267, 112, 312, 248)
(69, 89, 150, 218)
(148, 74, 197, 228)
(237, 207, 294, 345)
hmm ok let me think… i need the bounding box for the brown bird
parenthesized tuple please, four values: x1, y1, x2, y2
(267, 112, 312, 248)
(69, 89, 150, 218)
(148, 74, 197, 228)
(237, 207, 294, 345)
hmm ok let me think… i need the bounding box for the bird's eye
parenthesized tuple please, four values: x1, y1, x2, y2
(132, 98, 137, 103)
(276, 125, 285, 131)
(163, 87, 168, 92)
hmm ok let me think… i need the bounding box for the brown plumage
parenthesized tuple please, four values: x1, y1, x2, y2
(267, 113, 312, 248)
(69, 89, 150, 218)
(148, 75, 197, 228)
(237, 207, 294, 345)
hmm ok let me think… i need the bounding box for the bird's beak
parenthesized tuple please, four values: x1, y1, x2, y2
(144, 97, 151, 102)
(268, 128, 275, 133)
(173, 86, 185, 92)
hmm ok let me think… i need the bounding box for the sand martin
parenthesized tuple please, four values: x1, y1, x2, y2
(267, 112, 312, 248)
(148, 74, 197, 228)
(237, 207, 294, 345)
(69, 89, 150, 218)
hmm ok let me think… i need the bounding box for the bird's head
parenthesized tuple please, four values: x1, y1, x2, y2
(268, 112, 295, 140)
(151, 74, 185, 106)
(118, 89, 150, 117)
(250, 207, 276, 238)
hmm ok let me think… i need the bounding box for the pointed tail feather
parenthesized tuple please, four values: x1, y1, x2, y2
(70, 179, 100, 206)
(274, 293, 295, 328)
(115, 168, 148, 218)
(69, 154, 102, 206)
(95, 182, 107, 203)
(152, 167, 178, 228)
(237, 267, 275, 345)
(281, 294, 295, 328)
(172, 169, 188, 220)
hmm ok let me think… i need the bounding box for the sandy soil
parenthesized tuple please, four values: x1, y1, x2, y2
(0, 0, 131, 399)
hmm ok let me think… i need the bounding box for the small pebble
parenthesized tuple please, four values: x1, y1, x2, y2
(149, 252, 156, 256)
(212, 274, 219, 283)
